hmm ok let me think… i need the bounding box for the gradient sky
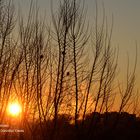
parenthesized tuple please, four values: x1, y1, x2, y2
(16, 0, 140, 89)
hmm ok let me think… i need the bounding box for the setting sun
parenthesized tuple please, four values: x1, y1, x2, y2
(8, 102, 22, 116)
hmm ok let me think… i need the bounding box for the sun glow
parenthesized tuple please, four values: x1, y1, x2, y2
(8, 102, 22, 116)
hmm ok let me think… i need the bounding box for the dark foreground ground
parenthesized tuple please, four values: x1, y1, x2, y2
(0, 112, 140, 140)
(27, 112, 140, 140)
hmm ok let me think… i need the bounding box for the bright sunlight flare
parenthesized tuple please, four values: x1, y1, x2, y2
(8, 102, 22, 117)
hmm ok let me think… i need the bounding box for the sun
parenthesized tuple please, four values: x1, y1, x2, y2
(8, 102, 22, 117)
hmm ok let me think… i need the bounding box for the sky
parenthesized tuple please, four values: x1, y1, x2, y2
(15, 0, 140, 88)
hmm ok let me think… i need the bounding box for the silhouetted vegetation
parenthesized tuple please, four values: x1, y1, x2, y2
(12, 112, 139, 140)
(0, 0, 139, 140)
